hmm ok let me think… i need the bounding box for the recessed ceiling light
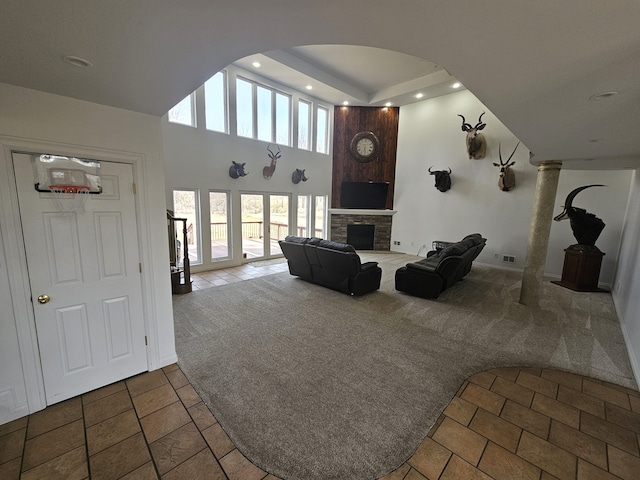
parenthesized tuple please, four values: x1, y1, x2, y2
(62, 55, 93, 68)
(342, 101, 349, 106)
(589, 91, 618, 101)
(306, 85, 313, 90)
(252, 61, 261, 68)
(385, 102, 393, 107)
(415, 93, 424, 99)
(452, 82, 461, 89)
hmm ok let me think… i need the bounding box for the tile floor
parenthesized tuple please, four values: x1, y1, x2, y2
(1, 265, 639, 480)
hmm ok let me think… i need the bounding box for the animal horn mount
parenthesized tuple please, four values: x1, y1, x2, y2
(458, 112, 487, 159)
(554, 184, 606, 249)
(263, 143, 281, 179)
(428, 166, 452, 192)
(492, 142, 519, 191)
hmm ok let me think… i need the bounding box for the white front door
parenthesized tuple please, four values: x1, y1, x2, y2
(13, 153, 147, 405)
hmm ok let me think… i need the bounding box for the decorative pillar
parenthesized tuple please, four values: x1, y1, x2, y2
(519, 161, 562, 306)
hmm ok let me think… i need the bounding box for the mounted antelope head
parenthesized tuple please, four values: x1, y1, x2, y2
(428, 166, 452, 192)
(493, 142, 519, 191)
(458, 112, 487, 159)
(291, 169, 308, 184)
(263, 143, 281, 179)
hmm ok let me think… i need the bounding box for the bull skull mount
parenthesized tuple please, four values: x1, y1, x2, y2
(458, 112, 487, 159)
(554, 184, 606, 251)
(493, 142, 519, 192)
(428, 166, 452, 192)
(229, 161, 247, 179)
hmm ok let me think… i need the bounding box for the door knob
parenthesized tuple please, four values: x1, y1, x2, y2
(37, 294, 51, 304)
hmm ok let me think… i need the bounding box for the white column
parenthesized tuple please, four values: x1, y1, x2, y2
(519, 161, 562, 306)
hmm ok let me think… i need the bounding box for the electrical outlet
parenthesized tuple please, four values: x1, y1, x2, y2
(393, 241, 401, 245)
(502, 255, 516, 263)
(494, 253, 499, 259)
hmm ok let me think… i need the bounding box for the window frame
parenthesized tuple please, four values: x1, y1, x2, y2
(204, 70, 228, 134)
(168, 92, 196, 127)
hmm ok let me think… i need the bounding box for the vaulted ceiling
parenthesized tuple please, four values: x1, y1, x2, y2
(1, 1, 639, 169)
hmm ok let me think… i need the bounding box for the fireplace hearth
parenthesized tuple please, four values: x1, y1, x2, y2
(329, 208, 396, 251)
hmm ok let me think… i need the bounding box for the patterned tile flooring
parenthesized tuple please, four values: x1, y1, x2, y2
(1, 265, 639, 480)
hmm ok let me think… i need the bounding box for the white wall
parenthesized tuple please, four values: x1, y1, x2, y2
(613, 169, 640, 384)
(162, 65, 334, 271)
(0, 83, 176, 422)
(392, 90, 631, 285)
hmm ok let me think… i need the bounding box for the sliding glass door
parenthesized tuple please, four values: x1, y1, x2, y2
(241, 193, 290, 260)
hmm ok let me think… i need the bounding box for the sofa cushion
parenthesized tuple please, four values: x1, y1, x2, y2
(284, 235, 309, 244)
(439, 243, 466, 258)
(318, 239, 356, 253)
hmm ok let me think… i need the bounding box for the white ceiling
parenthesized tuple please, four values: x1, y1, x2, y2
(1, 1, 639, 169)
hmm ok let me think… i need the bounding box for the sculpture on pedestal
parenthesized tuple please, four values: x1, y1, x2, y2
(553, 184, 606, 252)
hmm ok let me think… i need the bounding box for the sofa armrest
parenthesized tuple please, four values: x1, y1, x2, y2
(406, 262, 437, 274)
(360, 261, 379, 271)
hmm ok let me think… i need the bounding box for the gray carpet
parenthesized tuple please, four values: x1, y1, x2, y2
(173, 253, 636, 480)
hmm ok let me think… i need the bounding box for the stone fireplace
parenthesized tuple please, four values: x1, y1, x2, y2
(329, 209, 396, 251)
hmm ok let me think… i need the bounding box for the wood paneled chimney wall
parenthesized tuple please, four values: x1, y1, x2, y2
(331, 106, 400, 209)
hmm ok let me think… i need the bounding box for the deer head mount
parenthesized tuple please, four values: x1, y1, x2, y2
(263, 144, 281, 179)
(458, 112, 487, 159)
(493, 142, 519, 191)
(428, 166, 452, 192)
(291, 169, 308, 184)
(554, 184, 606, 250)
(229, 161, 247, 179)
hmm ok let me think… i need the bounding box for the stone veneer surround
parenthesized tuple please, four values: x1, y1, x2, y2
(329, 209, 396, 250)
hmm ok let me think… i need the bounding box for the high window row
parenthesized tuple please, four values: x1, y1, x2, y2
(168, 68, 331, 154)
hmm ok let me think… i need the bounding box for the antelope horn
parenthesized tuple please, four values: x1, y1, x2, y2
(458, 114, 472, 130)
(564, 184, 606, 209)
(507, 142, 520, 162)
(477, 112, 485, 125)
(448, 167, 452, 174)
(428, 166, 434, 173)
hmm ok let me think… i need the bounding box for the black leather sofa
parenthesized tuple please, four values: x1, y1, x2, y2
(278, 236, 382, 296)
(395, 234, 486, 299)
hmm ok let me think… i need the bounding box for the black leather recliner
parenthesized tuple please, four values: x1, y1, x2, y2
(395, 234, 486, 299)
(279, 236, 382, 296)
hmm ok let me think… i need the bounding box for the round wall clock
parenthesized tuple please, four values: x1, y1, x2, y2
(350, 131, 380, 162)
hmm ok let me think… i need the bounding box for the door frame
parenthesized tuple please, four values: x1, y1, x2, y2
(239, 191, 292, 262)
(0, 136, 159, 414)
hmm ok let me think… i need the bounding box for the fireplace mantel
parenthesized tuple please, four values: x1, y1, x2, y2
(329, 209, 397, 216)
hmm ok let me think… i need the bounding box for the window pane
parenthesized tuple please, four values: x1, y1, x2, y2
(168, 94, 194, 127)
(314, 195, 326, 238)
(297, 195, 310, 237)
(298, 100, 310, 150)
(276, 93, 291, 146)
(236, 78, 253, 138)
(205, 72, 227, 133)
(270, 195, 289, 255)
(316, 106, 329, 154)
(241, 194, 264, 259)
(210, 191, 230, 260)
(172, 190, 201, 264)
(257, 85, 272, 142)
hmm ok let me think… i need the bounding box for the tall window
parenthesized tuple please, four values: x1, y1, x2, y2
(257, 85, 272, 142)
(298, 100, 311, 150)
(236, 78, 253, 138)
(172, 190, 201, 264)
(204, 71, 227, 133)
(210, 191, 230, 261)
(314, 195, 326, 238)
(275, 92, 291, 145)
(297, 195, 310, 237)
(168, 94, 195, 127)
(316, 106, 329, 154)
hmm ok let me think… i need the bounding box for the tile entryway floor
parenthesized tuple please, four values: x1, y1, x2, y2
(1, 265, 639, 480)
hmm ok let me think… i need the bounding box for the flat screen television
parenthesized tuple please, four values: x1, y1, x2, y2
(340, 181, 389, 209)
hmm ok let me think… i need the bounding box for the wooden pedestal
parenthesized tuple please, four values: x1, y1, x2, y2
(551, 248, 607, 292)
